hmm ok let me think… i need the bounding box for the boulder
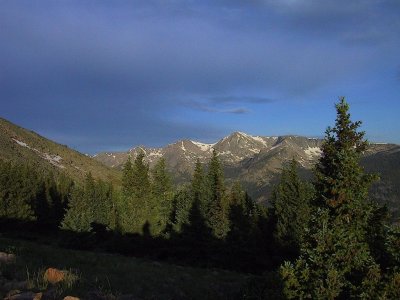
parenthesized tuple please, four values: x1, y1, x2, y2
(63, 297, 80, 300)
(0, 252, 16, 264)
(43, 268, 65, 284)
(4, 291, 40, 300)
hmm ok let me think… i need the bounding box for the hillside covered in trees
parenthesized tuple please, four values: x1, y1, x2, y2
(1, 99, 399, 298)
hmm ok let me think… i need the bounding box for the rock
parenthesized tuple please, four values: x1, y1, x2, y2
(3, 280, 29, 291)
(5, 291, 37, 300)
(33, 292, 43, 300)
(43, 268, 65, 284)
(5, 290, 21, 298)
(0, 252, 16, 264)
(63, 297, 80, 300)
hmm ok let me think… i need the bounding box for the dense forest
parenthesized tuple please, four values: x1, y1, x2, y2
(1, 98, 399, 298)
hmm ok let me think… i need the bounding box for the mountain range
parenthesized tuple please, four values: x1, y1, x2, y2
(1, 117, 399, 220)
(93, 131, 400, 220)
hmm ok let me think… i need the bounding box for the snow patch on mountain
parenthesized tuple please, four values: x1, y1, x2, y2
(13, 139, 29, 148)
(12, 138, 65, 169)
(191, 141, 214, 152)
(180, 141, 186, 152)
(251, 136, 269, 147)
(305, 146, 322, 159)
(148, 150, 163, 158)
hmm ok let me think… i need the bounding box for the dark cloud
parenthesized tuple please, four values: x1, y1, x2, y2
(208, 96, 274, 104)
(184, 101, 250, 114)
(225, 108, 249, 114)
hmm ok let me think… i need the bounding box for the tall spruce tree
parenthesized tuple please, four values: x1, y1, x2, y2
(132, 151, 151, 201)
(271, 159, 314, 255)
(191, 159, 206, 213)
(62, 173, 96, 232)
(167, 186, 193, 234)
(122, 156, 134, 197)
(206, 150, 229, 239)
(151, 158, 174, 234)
(227, 182, 252, 244)
(92, 179, 114, 228)
(280, 98, 392, 299)
(118, 152, 153, 233)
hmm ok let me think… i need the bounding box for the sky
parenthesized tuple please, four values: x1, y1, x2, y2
(1, 0, 399, 153)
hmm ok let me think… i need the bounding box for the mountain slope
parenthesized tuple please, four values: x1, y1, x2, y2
(362, 144, 400, 221)
(0, 118, 121, 184)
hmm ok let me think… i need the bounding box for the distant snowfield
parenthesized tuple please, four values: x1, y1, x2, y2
(12, 138, 66, 169)
(304, 146, 322, 159)
(191, 141, 214, 152)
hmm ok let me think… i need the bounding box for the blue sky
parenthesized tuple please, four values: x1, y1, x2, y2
(1, 0, 399, 153)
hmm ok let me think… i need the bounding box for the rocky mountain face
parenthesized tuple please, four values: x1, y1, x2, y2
(95, 132, 322, 171)
(94, 132, 400, 221)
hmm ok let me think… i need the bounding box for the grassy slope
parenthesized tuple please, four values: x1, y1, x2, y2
(0, 118, 121, 184)
(0, 237, 250, 299)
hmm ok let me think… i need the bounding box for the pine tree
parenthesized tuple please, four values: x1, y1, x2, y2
(280, 98, 384, 299)
(206, 150, 229, 239)
(61, 173, 96, 232)
(167, 186, 193, 234)
(191, 159, 207, 214)
(271, 159, 314, 255)
(132, 151, 151, 201)
(122, 156, 134, 197)
(227, 181, 252, 243)
(151, 158, 174, 234)
(92, 179, 113, 228)
(61, 185, 92, 232)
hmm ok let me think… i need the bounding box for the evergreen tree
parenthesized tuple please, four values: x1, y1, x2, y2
(280, 98, 388, 298)
(191, 159, 207, 215)
(122, 156, 134, 197)
(151, 158, 174, 234)
(271, 159, 314, 255)
(227, 182, 252, 244)
(132, 151, 151, 201)
(0, 161, 37, 221)
(206, 150, 229, 239)
(167, 186, 193, 234)
(34, 173, 64, 226)
(61, 173, 96, 232)
(180, 197, 213, 243)
(118, 152, 152, 234)
(192, 159, 205, 200)
(92, 179, 114, 228)
(61, 185, 92, 232)
(151, 158, 172, 199)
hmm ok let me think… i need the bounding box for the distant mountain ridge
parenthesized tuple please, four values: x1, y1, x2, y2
(93, 132, 400, 221)
(94, 132, 323, 171)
